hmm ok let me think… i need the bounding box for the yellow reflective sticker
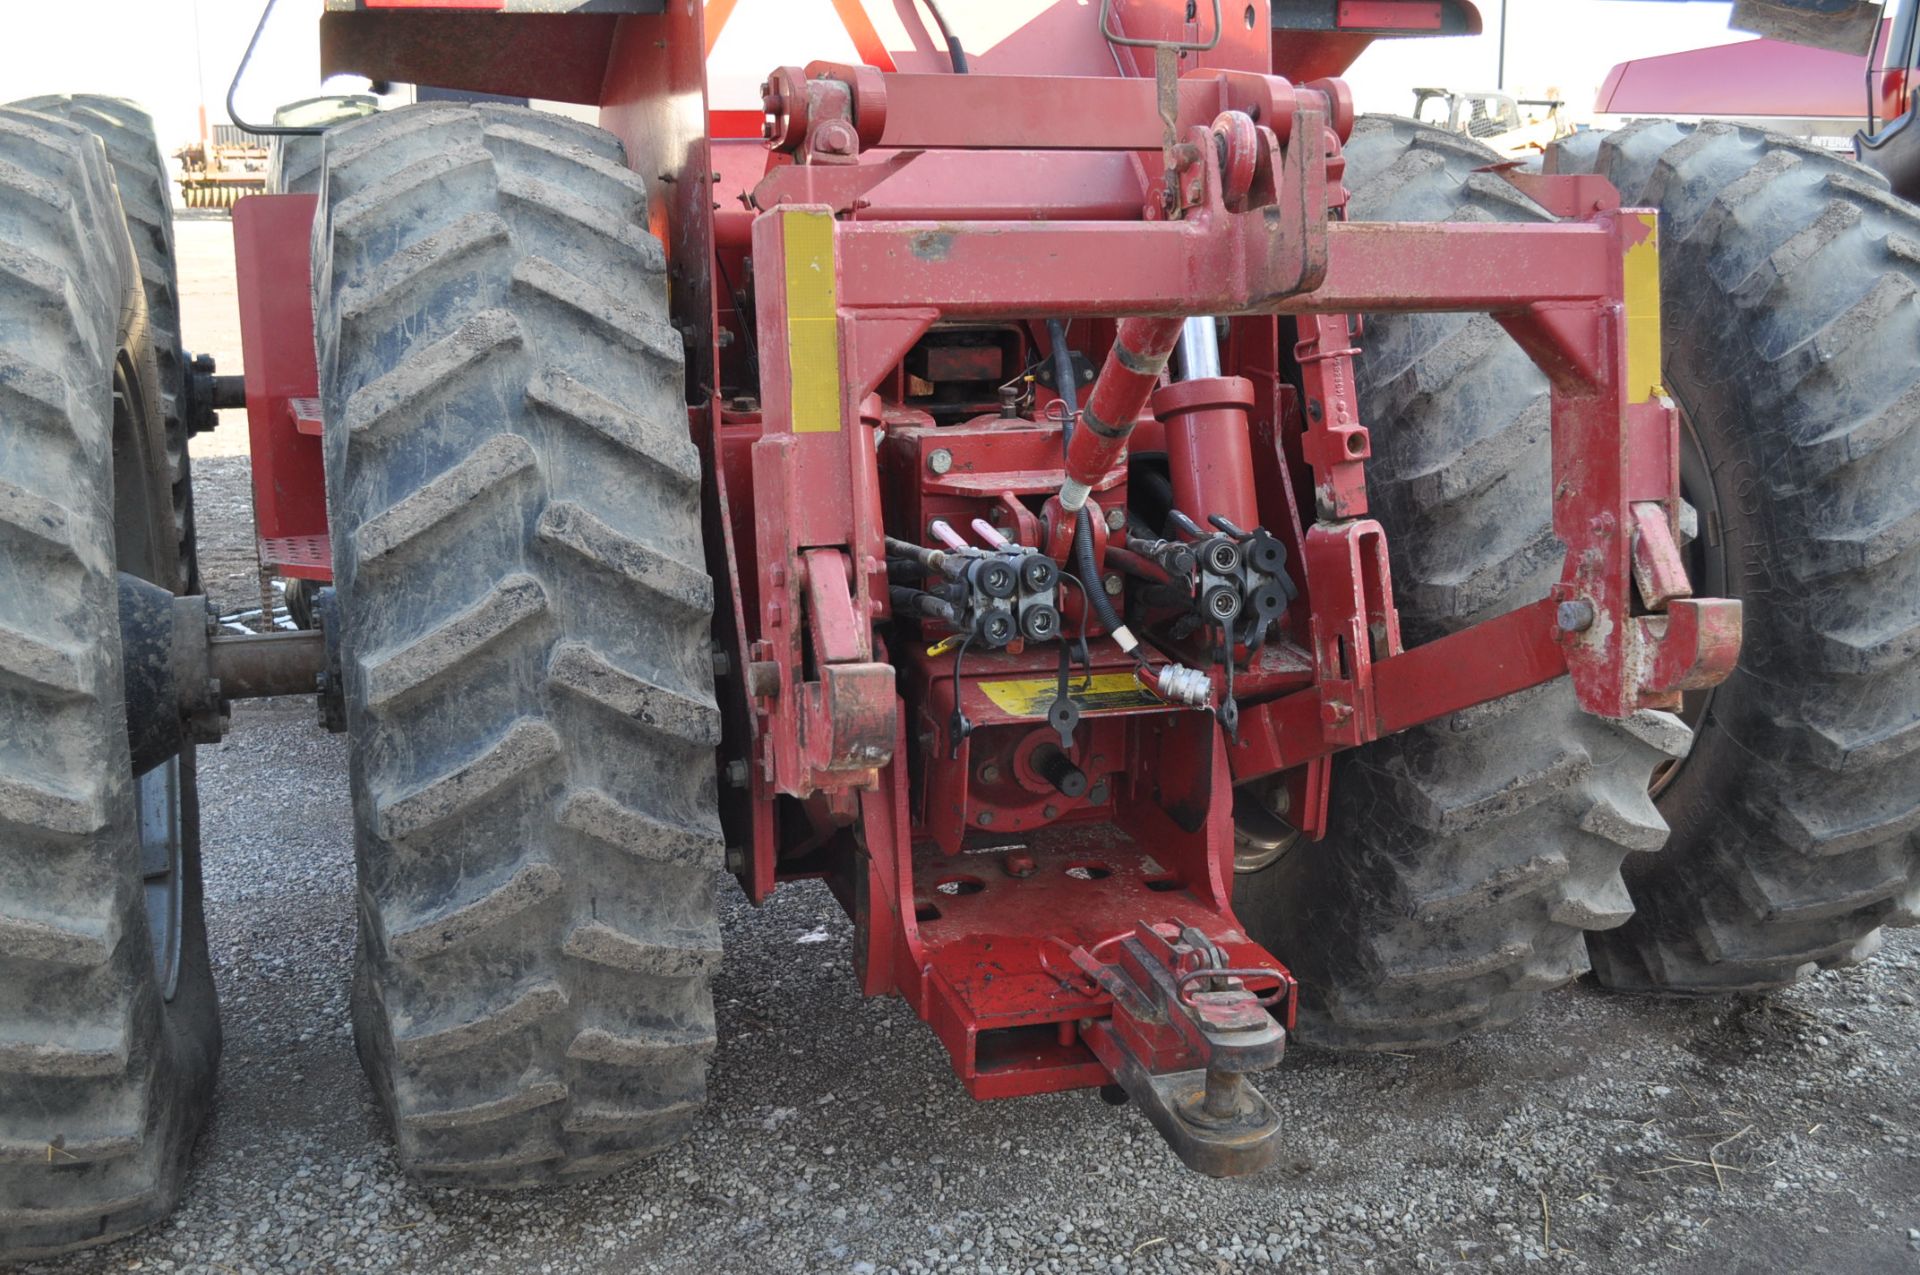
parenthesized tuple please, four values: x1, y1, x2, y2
(978, 672, 1160, 718)
(782, 210, 841, 433)
(1624, 210, 1664, 404)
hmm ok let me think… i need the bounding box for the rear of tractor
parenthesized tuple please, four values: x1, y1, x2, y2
(5, 0, 1920, 1260)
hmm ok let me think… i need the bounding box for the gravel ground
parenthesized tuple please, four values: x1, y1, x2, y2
(26, 223, 1920, 1275)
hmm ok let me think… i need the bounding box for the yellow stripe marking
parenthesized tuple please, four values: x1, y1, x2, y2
(782, 211, 842, 433)
(1624, 210, 1664, 404)
(979, 673, 1161, 718)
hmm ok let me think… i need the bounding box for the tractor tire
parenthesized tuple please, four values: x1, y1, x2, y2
(0, 106, 218, 1260)
(1547, 121, 1920, 991)
(1234, 117, 1686, 1050)
(313, 104, 724, 1185)
(9, 95, 199, 596)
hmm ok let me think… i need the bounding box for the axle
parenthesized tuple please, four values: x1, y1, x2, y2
(120, 574, 336, 771)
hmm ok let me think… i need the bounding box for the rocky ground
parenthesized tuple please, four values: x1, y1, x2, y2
(28, 220, 1920, 1275)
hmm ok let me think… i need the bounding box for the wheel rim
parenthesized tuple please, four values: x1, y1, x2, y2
(1232, 783, 1301, 874)
(136, 758, 184, 998)
(1649, 409, 1726, 799)
(113, 351, 187, 997)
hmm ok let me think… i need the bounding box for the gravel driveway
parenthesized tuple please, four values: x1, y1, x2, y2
(27, 220, 1920, 1275)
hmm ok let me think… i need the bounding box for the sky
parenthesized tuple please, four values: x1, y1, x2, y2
(0, 0, 1755, 152)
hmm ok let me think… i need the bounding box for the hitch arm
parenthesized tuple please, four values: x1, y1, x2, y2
(1072, 922, 1292, 1177)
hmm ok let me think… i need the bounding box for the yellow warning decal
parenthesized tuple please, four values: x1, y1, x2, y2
(782, 210, 841, 433)
(979, 672, 1161, 718)
(1623, 210, 1664, 404)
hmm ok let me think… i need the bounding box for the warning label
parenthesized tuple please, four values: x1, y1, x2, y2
(977, 673, 1161, 718)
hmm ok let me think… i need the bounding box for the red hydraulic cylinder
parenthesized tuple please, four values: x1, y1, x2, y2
(1153, 376, 1260, 532)
(1061, 314, 1186, 509)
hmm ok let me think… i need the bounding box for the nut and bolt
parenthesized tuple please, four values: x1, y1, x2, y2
(977, 763, 1002, 784)
(1557, 599, 1597, 633)
(815, 120, 858, 155)
(1103, 574, 1124, 596)
(977, 811, 995, 827)
(928, 448, 954, 475)
(1088, 781, 1110, 805)
(1105, 507, 1127, 531)
(1003, 852, 1038, 878)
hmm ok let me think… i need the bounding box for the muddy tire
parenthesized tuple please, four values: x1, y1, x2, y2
(0, 106, 218, 1260)
(1234, 117, 1686, 1050)
(314, 104, 723, 1184)
(1547, 121, 1920, 991)
(10, 95, 198, 596)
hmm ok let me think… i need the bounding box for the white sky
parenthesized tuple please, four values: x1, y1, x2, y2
(0, 0, 1753, 151)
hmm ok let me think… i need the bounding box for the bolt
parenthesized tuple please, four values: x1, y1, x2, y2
(1105, 506, 1127, 531)
(1088, 781, 1110, 805)
(726, 760, 751, 789)
(1557, 599, 1597, 633)
(815, 120, 857, 155)
(1043, 804, 1059, 820)
(928, 448, 953, 475)
(978, 763, 1001, 784)
(977, 811, 995, 827)
(1103, 574, 1123, 597)
(1004, 852, 1037, 878)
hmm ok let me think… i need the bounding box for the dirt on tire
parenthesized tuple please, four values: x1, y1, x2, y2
(1549, 120, 1920, 992)
(12, 94, 200, 596)
(0, 103, 218, 1262)
(1234, 116, 1686, 1051)
(313, 103, 726, 1185)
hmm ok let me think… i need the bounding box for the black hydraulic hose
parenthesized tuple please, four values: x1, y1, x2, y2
(1047, 319, 1076, 450)
(920, 0, 970, 73)
(1049, 318, 1131, 645)
(1132, 465, 1177, 539)
(1074, 508, 1128, 643)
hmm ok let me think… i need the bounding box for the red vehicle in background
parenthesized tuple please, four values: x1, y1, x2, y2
(1601, 0, 1920, 195)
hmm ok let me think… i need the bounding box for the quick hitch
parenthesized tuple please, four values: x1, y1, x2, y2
(1071, 922, 1292, 1177)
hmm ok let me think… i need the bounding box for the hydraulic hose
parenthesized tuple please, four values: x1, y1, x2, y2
(1059, 316, 1186, 512)
(1050, 319, 1135, 652)
(919, 0, 969, 73)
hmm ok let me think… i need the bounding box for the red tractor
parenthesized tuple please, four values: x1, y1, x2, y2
(4, 0, 1916, 1258)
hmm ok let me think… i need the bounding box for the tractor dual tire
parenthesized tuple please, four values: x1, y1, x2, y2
(10, 95, 199, 597)
(314, 104, 725, 1185)
(0, 106, 218, 1260)
(1548, 121, 1920, 992)
(1235, 117, 1687, 1051)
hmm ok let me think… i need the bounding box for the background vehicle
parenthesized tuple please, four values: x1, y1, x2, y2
(172, 121, 268, 207)
(1410, 86, 1572, 152)
(1601, 0, 1920, 194)
(3, 0, 1915, 1259)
